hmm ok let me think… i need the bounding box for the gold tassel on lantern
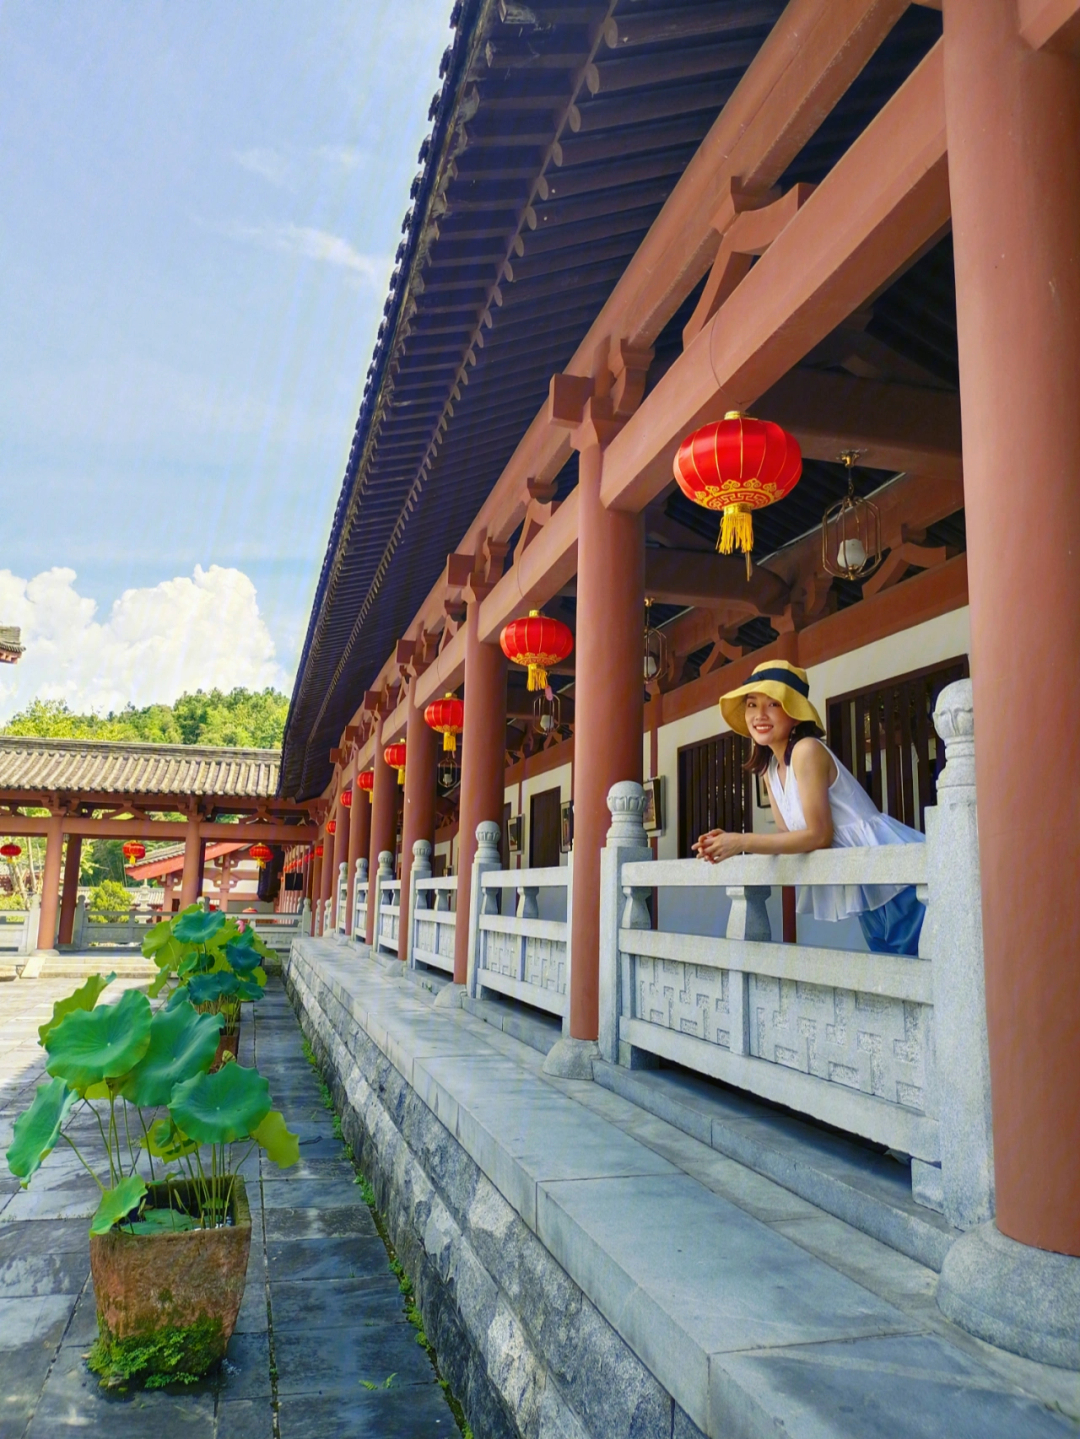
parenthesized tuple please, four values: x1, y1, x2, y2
(443, 732, 456, 753)
(527, 662, 547, 692)
(718, 503, 755, 579)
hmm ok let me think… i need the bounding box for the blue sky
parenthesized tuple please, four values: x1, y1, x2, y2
(0, 1, 449, 718)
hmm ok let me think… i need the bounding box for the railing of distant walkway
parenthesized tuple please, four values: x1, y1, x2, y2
(592, 679, 992, 1234)
(371, 852, 401, 957)
(0, 899, 39, 954)
(462, 821, 571, 1020)
(406, 840, 457, 974)
(336, 863, 349, 937)
(351, 859, 370, 945)
(240, 907, 307, 954)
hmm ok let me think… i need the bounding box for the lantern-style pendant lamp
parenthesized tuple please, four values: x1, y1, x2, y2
(500, 610, 573, 691)
(673, 411, 802, 574)
(534, 686, 561, 736)
(424, 694, 465, 752)
(357, 770, 375, 794)
(822, 450, 883, 582)
(384, 742, 407, 785)
(341, 787, 352, 808)
(326, 818, 337, 836)
(122, 841, 146, 861)
(0, 842, 21, 859)
(643, 597, 669, 685)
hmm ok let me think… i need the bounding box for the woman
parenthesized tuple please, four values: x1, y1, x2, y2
(692, 659, 924, 956)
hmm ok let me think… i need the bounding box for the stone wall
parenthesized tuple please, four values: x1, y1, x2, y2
(285, 950, 707, 1439)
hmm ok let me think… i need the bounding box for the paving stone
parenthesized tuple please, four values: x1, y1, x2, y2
(0, 1218, 91, 1261)
(270, 1276, 408, 1332)
(261, 1175, 367, 1210)
(0, 1245, 90, 1297)
(216, 1397, 276, 1439)
(219, 1330, 272, 1399)
(0, 1341, 59, 1437)
(271, 1321, 435, 1397)
(0, 1293, 74, 1349)
(263, 1204, 377, 1241)
(265, 1235, 388, 1282)
(275, 1386, 458, 1437)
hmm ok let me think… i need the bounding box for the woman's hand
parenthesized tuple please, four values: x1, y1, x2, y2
(693, 829, 746, 863)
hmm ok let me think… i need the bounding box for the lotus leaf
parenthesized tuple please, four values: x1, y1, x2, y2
(120, 1001, 223, 1108)
(141, 919, 175, 957)
(7, 1078, 77, 1182)
(37, 972, 115, 1046)
(173, 909, 226, 944)
(90, 1174, 147, 1236)
(127, 1208, 197, 1234)
(169, 1064, 271, 1145)
(250, 1109, 299, 1168)
(185, 971, 242, 1005)
(45, 988, 152, 1093)
(141, 1118, 198, 1162)
(224, 934, 262, 974)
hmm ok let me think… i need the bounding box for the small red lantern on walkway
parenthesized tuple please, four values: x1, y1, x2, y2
(341, 788, 352, 808)
(0, 843, 21, 859)
(249, 843, 272, 868)
(424, 694, 465, 752)
(357, 770, 375, 794)
(500, 610, 573, 691)
(314, 843, 324, 858)
(673, 411, 802, 571)
(384, 742, 407, 785)
(327, 818, 337, 836)
(122, 841, 146, 862)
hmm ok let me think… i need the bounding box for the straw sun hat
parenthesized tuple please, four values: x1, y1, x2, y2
(719, 659, 824, 737)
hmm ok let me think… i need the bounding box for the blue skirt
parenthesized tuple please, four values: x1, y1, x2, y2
(858, 885, 925, 957)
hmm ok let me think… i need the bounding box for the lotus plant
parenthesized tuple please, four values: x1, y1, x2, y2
(6, 973, 298, 1237)
(142, 905, 271, 1040)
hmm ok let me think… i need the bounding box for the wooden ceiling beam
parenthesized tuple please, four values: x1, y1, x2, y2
(1018, 0, 1080, 54)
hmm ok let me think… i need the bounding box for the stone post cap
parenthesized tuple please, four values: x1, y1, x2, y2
(413, 838, 433, 858)
(607, 779, 646, 813)
(605, 780, 650, 849)
(356, 857, 368, 878)
(378, 850, 394, 866)
(933, 678, 974, 742)
(475, 820, 502, 844)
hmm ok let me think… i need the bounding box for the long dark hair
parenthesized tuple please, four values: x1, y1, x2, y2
(743, 719, 825, 778)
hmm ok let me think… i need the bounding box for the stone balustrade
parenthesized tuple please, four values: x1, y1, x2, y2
(595, 679, 992, 1233)
(335, 860, 349, 936)
(466, 820, 572, 1020)
(351, 858, 370, 944)
(407, 840, 457, 974)
(372, 851, 401, 957)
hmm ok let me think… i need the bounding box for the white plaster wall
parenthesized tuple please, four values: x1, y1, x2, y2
(504, 760, 573, 870)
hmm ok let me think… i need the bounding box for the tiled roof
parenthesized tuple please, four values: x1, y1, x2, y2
(0, 737, 281, 799)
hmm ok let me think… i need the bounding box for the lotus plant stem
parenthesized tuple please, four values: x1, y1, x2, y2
(122, 1100, 137, 1175)
(60, 1133, 104, 1191)
(137, 1110, 157, 1184)
(93, 1102, 115, 1187)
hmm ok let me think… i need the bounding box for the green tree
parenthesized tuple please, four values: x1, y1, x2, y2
(88, 879, 131, 918)
(1, 689, 289, 749)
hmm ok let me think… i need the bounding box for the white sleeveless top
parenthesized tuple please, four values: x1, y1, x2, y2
(767, 741, 923, 921)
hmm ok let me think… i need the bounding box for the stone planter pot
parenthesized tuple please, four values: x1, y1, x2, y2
(212, 1029, 240, 1071)
(88, 1177, 251, 1387)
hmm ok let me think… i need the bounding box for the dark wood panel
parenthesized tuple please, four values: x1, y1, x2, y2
(677, 732, 751, 858)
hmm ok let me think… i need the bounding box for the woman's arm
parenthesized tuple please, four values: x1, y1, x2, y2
(698, 740, 834, 861)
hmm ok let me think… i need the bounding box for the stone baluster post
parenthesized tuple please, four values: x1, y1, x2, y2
(595, 781, 654, 1068)
(336, 861, 348, 937)
(464, 821, 503, 1001)
(72, 897, 87, 951)
(922, 679, 994, 1231)
(516, 885, 539, 920)
(372, 850, 394, 956)
(723, 886, 771, 1058)
(408, 840, 433, 971)
(353, 858, 369, 947)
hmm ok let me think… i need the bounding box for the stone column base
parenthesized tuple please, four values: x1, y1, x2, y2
(938, 1221, 1080, 1370)
(432, 982, 464, 1010)
(542, 1037, 599, 1080)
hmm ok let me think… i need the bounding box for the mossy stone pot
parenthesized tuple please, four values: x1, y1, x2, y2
(211, 1029, 240, 1071)
(88, 1177, 251, 1387)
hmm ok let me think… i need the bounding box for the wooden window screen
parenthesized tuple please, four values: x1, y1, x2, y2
(677, 733, 752, 859)
(826, 656, 969, 834)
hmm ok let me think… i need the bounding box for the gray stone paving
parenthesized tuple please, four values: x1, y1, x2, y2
(0, 975, 461, 1439)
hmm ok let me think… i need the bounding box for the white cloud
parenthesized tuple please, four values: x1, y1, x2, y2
(0, 565, 290, 721)
(232, 147, 294, 187)
(231, 144, 367, 189)
(218, 219, 391, 291)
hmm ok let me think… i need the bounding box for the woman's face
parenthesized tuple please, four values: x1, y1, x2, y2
(744, 692, 797, 748)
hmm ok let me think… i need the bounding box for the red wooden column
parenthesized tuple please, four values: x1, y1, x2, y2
(452, 600, 507, 985)
(310, 843, 323, 935)
(319, 820, 335, 933)
(400, 678, 438, 965)
(944, 0, 1080, 1255)
(565, 399, 644, 1046)
(346, 775, 370, 936)
(57, 835, 82, 946)
(179, 813, 203, 908)
(332, 791, 350, 929)
(367, 718, 397, 944)
(36, 814, 65, 953)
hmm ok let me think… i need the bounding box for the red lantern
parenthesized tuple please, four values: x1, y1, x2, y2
(0, 843, 21, 859)
(327, 818, 337, 835)
(673, 411, 802, 567)
(249, 843, 272, 865)
(424, 694, 465, 753)
(500, 610, 573, 691)
(314, 843, 324, 858)
(357, 770, 375, 793)
(122, 841, 146, 862)
(341, 788, 352, 808)
(384, 742, 407, 785)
